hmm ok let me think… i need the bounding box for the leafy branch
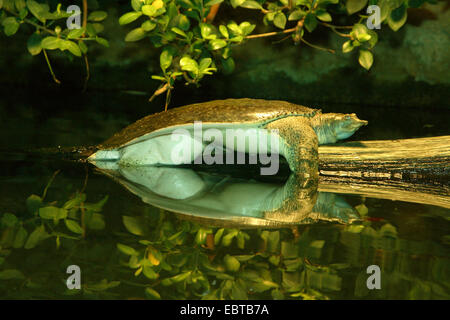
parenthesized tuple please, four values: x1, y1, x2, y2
(0, 0, 109, 85)
(0, 0, 436, 104)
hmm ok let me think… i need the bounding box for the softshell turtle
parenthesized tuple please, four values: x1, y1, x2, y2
(95, 166, 359, 228)
(86, 98, 367, 174)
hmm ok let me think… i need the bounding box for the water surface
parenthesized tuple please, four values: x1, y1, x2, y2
(0, 91, 448, 299)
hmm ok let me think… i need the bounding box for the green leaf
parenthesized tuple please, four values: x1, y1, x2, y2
(224, 255, 240, 272)
(171, 27, 186, 37)
(231, 281, 248, 299)
(180, 57, 198, 73)
(304, 13, 317, 33)
(351, 23, 369, 40)
(86, 279, 120, 291)
(288, 9, 307, 21)
(119, 11, 143, 25)
(78, 40, 88, 54)
(64, 219, 83, 234)
(63, 40, 82, 56)
(346, 0, 368, 15)
(221, 57, 235, 74)
(195, 227, 209, 245)
(26, 33, 42, 55)
(145, 287, 161, 299)
(358, 49, 373, 70)
(273, 12, 287, 29)
(143, 265, 158, 279)
(261, 230, 280, 253)
(178, 14, 190, 31)
(125, 27, 146, 42)
(160, 50, 173, 72)
(19, 8, 28, 19)
(88, 195, 109, 212)
(85, 23, 97, 37)
(240, 0, 263, 9)
(214, 228, 225, 245)
(142, 4, 157, 17)
(281, 241, 298, 258)
(39, 206, 67, 220)
(131, 0, 143, 11)
(86, 213, 105, 230)
(0, 269, 25, 280)
(222, 229, 238, 246)
(122, 216, 145, 236)
(250, 279, 278, 292)
(219, 25, 229, 38)
(205, 0, 224, 6)
(366, 29, 378, 49)
(170, 271, 191, 283)
(239, 21, 255, 36)
(387, 4, 407, 31)
(152, 75, 166, 81)
(88, 11, 107, 22)
(316, 10, 332, 22)
(230, 0, 245, 8)
(117, 243, 138, 256)
(41, 36, 61, 50)
(67, 28, 84, 39)
(95, 37, 109, 47)
(210, 39, 227, 50)
(357, 33, 371, 42)
(141, 21, 156, 32)
(2, 17, 20, 36)
(342, 40, 353, 53)
(227, 22, 241, 35)
(26, 194, 42, 214)
(200, 23, 216, 39)
(63, 193, 86, 210)
(24, 225, 48, 249)
(13, 226, 28, 248)
(1, 213, 18, 227)
(26, 0, 47, 23)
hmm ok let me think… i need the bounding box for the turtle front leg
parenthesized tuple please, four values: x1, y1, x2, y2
(265, 117, 319, 175)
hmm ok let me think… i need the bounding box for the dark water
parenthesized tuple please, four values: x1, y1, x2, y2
(0, 90, 448, 299)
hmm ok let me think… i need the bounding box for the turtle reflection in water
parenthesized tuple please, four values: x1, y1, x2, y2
(87, 99, 367, 174)
(95, 166, 359, 228)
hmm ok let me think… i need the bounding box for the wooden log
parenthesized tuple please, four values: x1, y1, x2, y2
(318, 135, 450, 208)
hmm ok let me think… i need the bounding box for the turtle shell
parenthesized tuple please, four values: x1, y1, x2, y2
(98, 98, 320, 150)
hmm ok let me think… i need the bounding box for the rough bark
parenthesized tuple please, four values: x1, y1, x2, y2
(318, 135, 450, 208)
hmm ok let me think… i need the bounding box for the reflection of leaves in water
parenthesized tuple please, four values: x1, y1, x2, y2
(0, 173, 449, 299)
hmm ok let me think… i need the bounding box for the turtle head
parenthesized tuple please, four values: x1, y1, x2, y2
(314, 113, 368, 144)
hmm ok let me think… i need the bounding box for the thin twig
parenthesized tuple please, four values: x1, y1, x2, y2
(245, 27, 297, 39)
(82, 0, 90, 91)
(82, 0, 88, 30)
(43, 49, 61, 84)
(149, 83, 169, 102)
(321, 22, 352, 37)
(82, 54, 90, 92)
(301, 38, 335, 53)
(42, 170, 61, 200)
(204, 3, 221, 23)
(80, 205, 86, 239)
(321, 22, 353, 29)
(3, 8, 57, 35)
(80, 165, 89, 194)
(165, 86, 172, 111)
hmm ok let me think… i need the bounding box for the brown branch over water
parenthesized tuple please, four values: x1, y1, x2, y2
(318, 136, 450, 208)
